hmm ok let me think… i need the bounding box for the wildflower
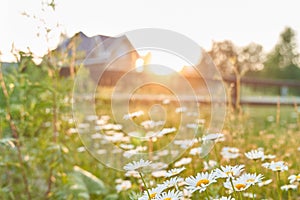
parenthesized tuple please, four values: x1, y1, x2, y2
(138, 186, 165, 200)
(203, 160, 218, 171)
(202, 133, 225, 142)
(123, 110, 144, 120)
(160, 177, 184, 190)
(262, 161, 288, 172)
(152, 170, 167, 178)
(157, 127, 177, 137)
(213, 196, 235, 200)
(189, 147, 203, 156)
(244, 149, 264, 161)
(165, 167, 186, 178)
(261, 154, 276, 161)
(125, 170, 140, 178)
(258, 179, 273, 187)
(115, 180, 132, 193)
(174, 157, 192, 167)
(239, 173, 264, 186)
(221, 147, 240, 161)
(214, 165, 245, 179)
(280, 184, 297, 191)
(156, 190, 183, 200)
(243, 192, 257, 198)
(288, 174, 300, 183)
(175, 106, 187, 113)
(123, 159, 152, 172)
(185, 172, 217, 193)
(223, 176, 251, 192)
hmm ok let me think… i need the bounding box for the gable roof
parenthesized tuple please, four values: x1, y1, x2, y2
(56, 31, 138, 62)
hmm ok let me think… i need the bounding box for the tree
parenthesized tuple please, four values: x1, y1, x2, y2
(209, 40, 264, 112)
(262, 27, 300, 79)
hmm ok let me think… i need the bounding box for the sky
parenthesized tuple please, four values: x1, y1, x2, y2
(1, 0, 300, 63)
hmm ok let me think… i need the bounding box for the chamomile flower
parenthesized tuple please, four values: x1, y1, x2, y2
(258, 179, 273, 187)
(244, 149, 264, 160)
(214, 165, 245, 179)
(185, 172, 217, 193)
(160, 177, 184, 190)
(262, 161, 288, 172)
(138, 186, 165, 200)
(280, 184, 298, 191)
(223, 176, 251, 192)
(123, 159, 152, 172)
(288, 174, 300, 183)
(115, 180, 132, 193)
(174, 157, 192, 167)
(156, 190, 183, 200)
(202, 133, 225, 142)
(152, 170, 167, 178)
(221, 147, 240, 161)
(240, 173, 264, 186)
(213, 196, 235, 200)
(165, 167, 186, 178)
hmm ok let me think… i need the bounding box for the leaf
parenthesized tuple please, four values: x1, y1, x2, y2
(68, 166, 107, 199)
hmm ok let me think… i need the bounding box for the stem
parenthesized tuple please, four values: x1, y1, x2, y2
(205, 189, 210, 199)
(288, 190, 292, 200)
(229, 178, 239, 200)
(0, 65, 32, 200)
(276, 172, 282, 200)
(239, 191, 244, 200)
(139, 172, 151, 199)
(214, 143, 220, 165)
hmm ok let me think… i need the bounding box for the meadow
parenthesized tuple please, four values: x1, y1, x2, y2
(0, 61, 300, 200)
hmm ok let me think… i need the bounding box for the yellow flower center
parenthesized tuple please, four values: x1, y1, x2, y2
(150, 193, 157, 198)
(164, 198, 172, 200)
(275, 166, 281, 170)
(235, 183, 246, 190)
(196, 179, 210, 186)
(246, 178, 255, 183)
(296, 175, 300, 180)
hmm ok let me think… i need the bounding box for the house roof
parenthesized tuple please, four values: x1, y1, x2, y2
(56, 31, 138, 62)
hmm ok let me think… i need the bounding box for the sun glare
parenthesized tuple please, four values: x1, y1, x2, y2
(135, 50, 191, 76)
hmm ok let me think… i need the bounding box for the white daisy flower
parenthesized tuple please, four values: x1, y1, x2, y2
(123, 110, 144, 120)
(115, 180, 132, 193)
(262, 161, 288, 172)
(160, 177, 184, 190)
(288, 174, 300, 183)
(244, 149, 264, 160)
(281, 184, 298, 191)
(138, 186, 165, 200)
(175, 106, 187, 113)
(202, 133, 225, 142)
(243, 192, 257, 198)
(165, 167, 186, 178)
(123, 159, 152, 172)
(152, 170, 167, 178)
(156, 189, 183, 200)
(261, 154, 276, 161)
(213, 196, 235, 200)
(223, 176, 251, 192)
(124, 170, 140, 178)
(190, 147, 203, 156)
(174, 157, 192, 167)
(221, 147, 240, 161)
(258, 179, 273, 187)
(203, 160, 218, 171)
(240, 173, 264, 186)
(214, 165, 245, 179)
(185, 172, 217, 193)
